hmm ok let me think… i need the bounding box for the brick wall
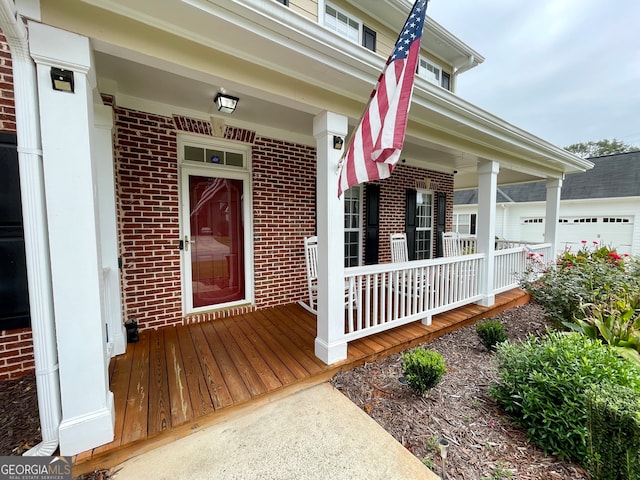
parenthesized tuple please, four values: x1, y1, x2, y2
(0, 32, 16, 132)
(375, 164, 454, 263)
(252, 137, 316, 307)
(0, 33, 33, 380)
(113, 105, 183, 331)
(0, 329, 34, 379)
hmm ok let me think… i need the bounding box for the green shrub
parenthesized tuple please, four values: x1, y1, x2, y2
(520, 243, 639, 326)
(490, 331, 640, 465)
(401, 347, 446, 396)
(587, 383, 640, 480)
(476, 319, 508, 352)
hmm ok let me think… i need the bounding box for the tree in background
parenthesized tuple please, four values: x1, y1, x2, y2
(565, 138, 639, 158)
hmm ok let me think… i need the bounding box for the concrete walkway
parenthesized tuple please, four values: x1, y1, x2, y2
(112, 383, 440, 480)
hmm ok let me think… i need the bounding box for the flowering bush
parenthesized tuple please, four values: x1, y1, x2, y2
(556, 240, 626, 270)
(520, 241, 640, 361)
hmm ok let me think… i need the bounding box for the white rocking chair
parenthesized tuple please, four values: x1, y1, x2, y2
(302, 236, 354, 314)
(442, 232, 461, 257)
(390, 233, 409, 263)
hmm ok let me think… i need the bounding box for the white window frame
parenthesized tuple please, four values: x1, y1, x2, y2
(177, 133, 254, 314)
(415, 190, 434, 260)
(324, 2, 361, 44)
(344, 186, 363, 267)
(418, 57, 443, 86)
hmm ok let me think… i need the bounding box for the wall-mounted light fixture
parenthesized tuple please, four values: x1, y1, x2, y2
(333, 135, 344, 150)
(50, 67, 74, 93)
(214, 93, 239, 114)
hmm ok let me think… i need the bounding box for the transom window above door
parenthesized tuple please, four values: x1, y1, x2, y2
(184, 144, 244, 168)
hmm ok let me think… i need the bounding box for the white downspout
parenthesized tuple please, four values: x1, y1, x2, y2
(451, 55, 475, 94)
(0, 0, 62, 456)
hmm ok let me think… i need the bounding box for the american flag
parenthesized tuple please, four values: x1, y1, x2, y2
(337, 0, 428, 197)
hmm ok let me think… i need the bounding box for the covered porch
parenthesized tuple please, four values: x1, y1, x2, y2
(72, 289, 529, 475)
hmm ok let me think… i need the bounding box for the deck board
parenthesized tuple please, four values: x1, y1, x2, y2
(147, 329, 171, 438)
(120, 333, 150, 445)
(73, 289, 530, 476)
(188, 324, 234, 410)
(176, 325, 214, 418)
(199, 321, 251, 404)
(163, 326, 193, 427)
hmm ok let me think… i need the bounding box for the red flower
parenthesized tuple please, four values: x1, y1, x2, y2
(609, 252, 621, 261)
(593, 241, 599, 245)
(581, 240, 587, 244)
(566, 263, 573, 267)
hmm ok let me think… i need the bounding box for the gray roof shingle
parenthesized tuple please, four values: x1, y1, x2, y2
(454, 151, 640, 205)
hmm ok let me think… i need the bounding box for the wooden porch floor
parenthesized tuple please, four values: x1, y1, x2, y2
(73, 289, 529, 474)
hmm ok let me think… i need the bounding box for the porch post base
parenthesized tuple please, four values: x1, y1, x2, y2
(58, 392, 115, 456)
(476, 294, 496, 307)
(111, 324, 127, 356)
(314, 337, 348, 365)
(421, 315, 432, 326)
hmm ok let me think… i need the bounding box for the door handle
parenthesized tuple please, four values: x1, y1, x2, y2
(179, 235, 193, 251)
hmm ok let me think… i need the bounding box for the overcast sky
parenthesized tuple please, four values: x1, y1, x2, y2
(427, 0, 640, 149)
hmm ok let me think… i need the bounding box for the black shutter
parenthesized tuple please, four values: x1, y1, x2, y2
(364, 184, 380, 265)
(436, 192, 447, 257)
(0, 133, 30, 330)
(405, 189, 417, 260)
(470, 214, 477, 235)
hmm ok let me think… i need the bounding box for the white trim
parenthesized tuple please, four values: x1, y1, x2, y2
(58, 392, 115, 456)
(177, 134, 254, 315)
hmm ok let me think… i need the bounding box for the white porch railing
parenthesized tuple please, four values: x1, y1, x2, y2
(493, 243, 552, 293)
(339, 243, 550, 344)
(343, 254, 483, 342)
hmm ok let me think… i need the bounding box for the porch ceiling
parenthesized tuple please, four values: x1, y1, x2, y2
(42, 0, 591, 189)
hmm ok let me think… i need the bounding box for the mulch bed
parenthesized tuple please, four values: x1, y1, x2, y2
(2, 302, 590, 479)
(331, 302, 590, 479)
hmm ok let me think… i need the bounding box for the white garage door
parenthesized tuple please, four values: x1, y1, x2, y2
(559, 216, 634, 255)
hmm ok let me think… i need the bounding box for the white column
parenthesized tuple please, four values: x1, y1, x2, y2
(476, 160, 499, 307)
(545, 177, 563, 256)
(313, 111, 348, 364)
(29, 22, 114, 456)
(1, 5, 61, 456)
(94, 104, 126, 357)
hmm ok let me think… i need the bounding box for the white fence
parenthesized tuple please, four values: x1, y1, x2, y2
(341, 244, 550, 343)
(343, 254, 483, 342)
(493, 243, 552, 293)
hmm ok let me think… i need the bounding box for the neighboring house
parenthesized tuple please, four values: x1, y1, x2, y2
(0, 0, 590, 456)
(454, 151, 640, 256)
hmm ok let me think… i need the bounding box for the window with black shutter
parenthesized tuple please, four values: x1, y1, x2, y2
(362, 25, 376, 52)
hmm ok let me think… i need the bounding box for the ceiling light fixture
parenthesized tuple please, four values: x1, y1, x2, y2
(214, 93, 239, 114)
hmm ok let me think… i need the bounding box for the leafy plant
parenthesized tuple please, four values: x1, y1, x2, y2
(520, 243, 638, 326)
(476, 319, 508, 352)
(586, 382, 640, 480)
(566, 293, 640, 365)
(490, 331, 640, 465)
(401, 346, 446, 396)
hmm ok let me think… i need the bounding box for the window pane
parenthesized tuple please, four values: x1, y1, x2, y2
(205, 149, 224, 164)
(226, 152, 243, 167)
(185, 145, 204, 162)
